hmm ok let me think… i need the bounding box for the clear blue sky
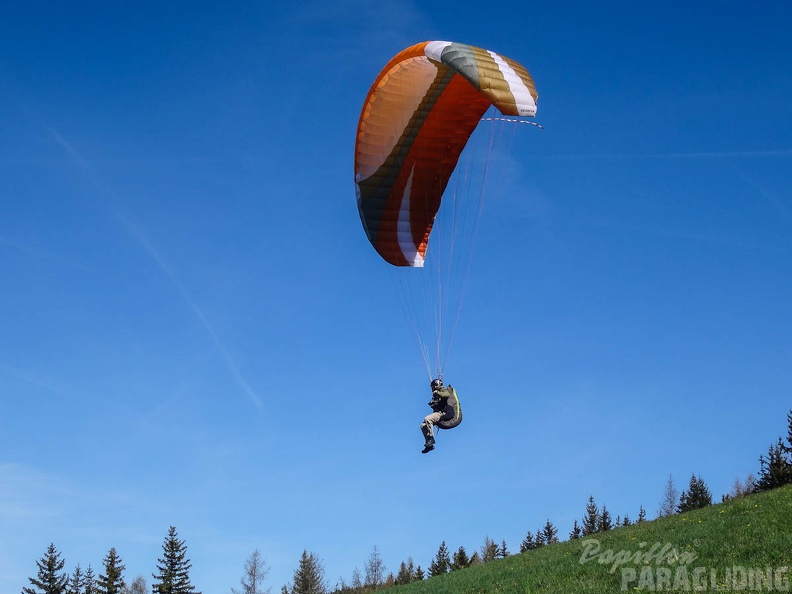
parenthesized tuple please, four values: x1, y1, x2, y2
(2, 1, 791, 592)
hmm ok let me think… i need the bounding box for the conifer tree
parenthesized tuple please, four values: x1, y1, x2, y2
(756, 438, 792, 492)
(83, 566, 97, 594)
(67, 565, 84, 594)
(533, 528, 545, 548)
(779, 408, 792, 459)
(23, 543, 68, 594)
(151, 527, 200, 594)
(428, 542, 450, 576)
(97, 548, 125, 594)
(622, 514, 632, 527)
(450, 547, 469, 571)
(658, 475, 679, 518)
(569, 519, 582, 540)
(395, 561, 411, 585)
(637, 506, 647, 523)
(598, 506, 613, 532)
(405, 558, 416, 582)
(541, 520, 559, 545)
(414, 566, 425, 581)
(498, 541, 509, 558)
(677, 474, 713, 512)
(290, 551, 326, 594)
(519, 531, 535, 553)
(787, 409, 792, 453)
(582, 496, 599, 536)
(481, 537, 499, 563)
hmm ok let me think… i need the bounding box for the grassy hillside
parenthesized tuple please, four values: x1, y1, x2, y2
(390, 485, 792, 593)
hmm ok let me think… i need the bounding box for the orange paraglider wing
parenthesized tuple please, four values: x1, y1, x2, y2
(354, 41, 538, 267)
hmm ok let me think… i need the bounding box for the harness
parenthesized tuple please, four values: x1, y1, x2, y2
(436, 386, 463, 430)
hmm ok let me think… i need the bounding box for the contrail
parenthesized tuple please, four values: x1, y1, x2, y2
(0, 361, 82, 401)
(126, 223, 263, 410)
(43, 125, 264, 410)
(730, 165, 792, 226)
(0, 232, 85, 270)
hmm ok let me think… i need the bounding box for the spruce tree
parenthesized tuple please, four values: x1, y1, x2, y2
(97, 548, 125, 594)
(395, 561, 411, 585)
(406, 558, 416, 583)
(541, 520, 558, 544)
(622, 514, 632, 527)
(67, 565, 84, 594)
(450, 546, 469, 571)
(151, 527, 200, 594)
(783, 409, 792, 457)
(429, 541, 451, 577)
(677, 474, 713, 512)
(290, 550, 326, 594)
(498, 541, 509, 558)
(582, 496, 598, 536)
(756, 438, 792, 492)
(637, 506, 647, 523)
(598, 506, 613, 532)
(414, 566, 425, 581)
(753, 408, 792, 492)
(23, 543, 68, 594)
(569, 519, 582, 540)
(83, 566, 97, 594)
(519, 531, 535, 553)
(428, 542, 450, 576)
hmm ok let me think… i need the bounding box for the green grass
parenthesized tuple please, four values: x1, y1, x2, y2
(390, 485, 792, 593)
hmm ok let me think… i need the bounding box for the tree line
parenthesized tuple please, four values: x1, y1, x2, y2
(23, 527, 198, 594)
(23, 410, 792, 594)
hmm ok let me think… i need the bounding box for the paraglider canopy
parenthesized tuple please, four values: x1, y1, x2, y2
(354, 40, 539, 379)
(354, 40, 538, 267)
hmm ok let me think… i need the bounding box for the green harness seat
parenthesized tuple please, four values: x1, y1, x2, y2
(436, 386, 462, 430)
